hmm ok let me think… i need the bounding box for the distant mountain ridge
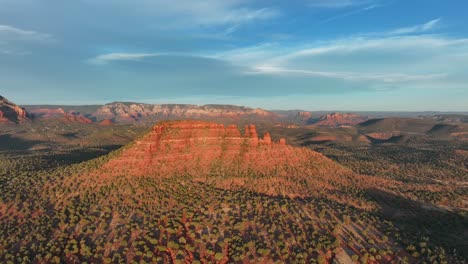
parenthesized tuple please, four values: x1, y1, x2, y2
(16, 100, 468, 127)
(92, 102, 279, 123)
(308, 112, 369, 127)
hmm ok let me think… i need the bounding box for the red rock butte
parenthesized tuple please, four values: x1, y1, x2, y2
(0, 95, 28, 123)
(94, 120, 391, 201)
(101, 120, 328, 178)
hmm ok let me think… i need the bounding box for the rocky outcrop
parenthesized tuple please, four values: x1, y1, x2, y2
(62, 113, 93, 124)
(0, 96, 28, 123)
(309, 113, 368, 127)
(365, 132, 397, 140)
(93, 103, 279, 123)
(95, 120, 395, 202)
(358, 135, 371, 143)
(99, 119, 114, 126)
(29, 108, 66, 118)
(296, 111, 312, 121)
(102, 121, 295, 178)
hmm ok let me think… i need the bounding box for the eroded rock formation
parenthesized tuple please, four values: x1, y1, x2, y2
(309, 113, 368, 127)
(0, 96, 28, 123)
(88, 120, 398, 203)
(62, 113, 93, 124)
(102, 121, 299, 178)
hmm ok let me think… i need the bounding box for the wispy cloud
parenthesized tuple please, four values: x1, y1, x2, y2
(89, 53, 160, 64)
(214, 27, 468, 91)
(0, 24, 54, 42)
(308, 0, 374, 8)
(386, 18, 441, 36)
(317, 3, 385, 24)
(249, 65, 446, 83)
(84, 0, 279, 30)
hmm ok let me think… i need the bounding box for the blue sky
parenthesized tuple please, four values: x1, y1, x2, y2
(0, 0, 467, 110)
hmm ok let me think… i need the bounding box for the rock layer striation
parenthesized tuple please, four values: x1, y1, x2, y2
(104, 121, 292, 177)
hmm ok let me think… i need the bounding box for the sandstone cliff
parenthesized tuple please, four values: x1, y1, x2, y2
(0, 96, 28, 123)
(103, 121, 287, 177)
(95, 121, 395, 201)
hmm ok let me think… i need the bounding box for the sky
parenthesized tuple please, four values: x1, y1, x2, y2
(0, 0, 467, 111)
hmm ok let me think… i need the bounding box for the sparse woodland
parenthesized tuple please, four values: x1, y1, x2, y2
(0, 123, 466, 264)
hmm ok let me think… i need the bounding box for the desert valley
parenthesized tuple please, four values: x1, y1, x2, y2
(0, 95, 466, 263)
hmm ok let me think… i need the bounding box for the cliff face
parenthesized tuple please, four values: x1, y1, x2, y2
(96, 120, 393, 201)
(0, 96, 28, 123)
(103, 121, 288, 177)
(93, 103, 279, 123)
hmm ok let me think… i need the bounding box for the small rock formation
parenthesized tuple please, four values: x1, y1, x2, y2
(62, 112, 93, 124)
(99, 119, 114, 126)
(0, 96, 28, 123)
(279, 138, 286, 145)
(296, 111, 312, 121)
(259, 132, 272, 145)
(309, 113, 368, 127)
(244, 124, 259, 146)
(365, 132, 397, 140)
(29, 108, 66, 118)
(358, 135, 371, 143)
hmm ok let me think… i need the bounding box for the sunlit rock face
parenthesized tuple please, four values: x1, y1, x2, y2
(93, 120, 393, 204)
(0, 96, 28, 123)
(103, 121, 292, 177)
